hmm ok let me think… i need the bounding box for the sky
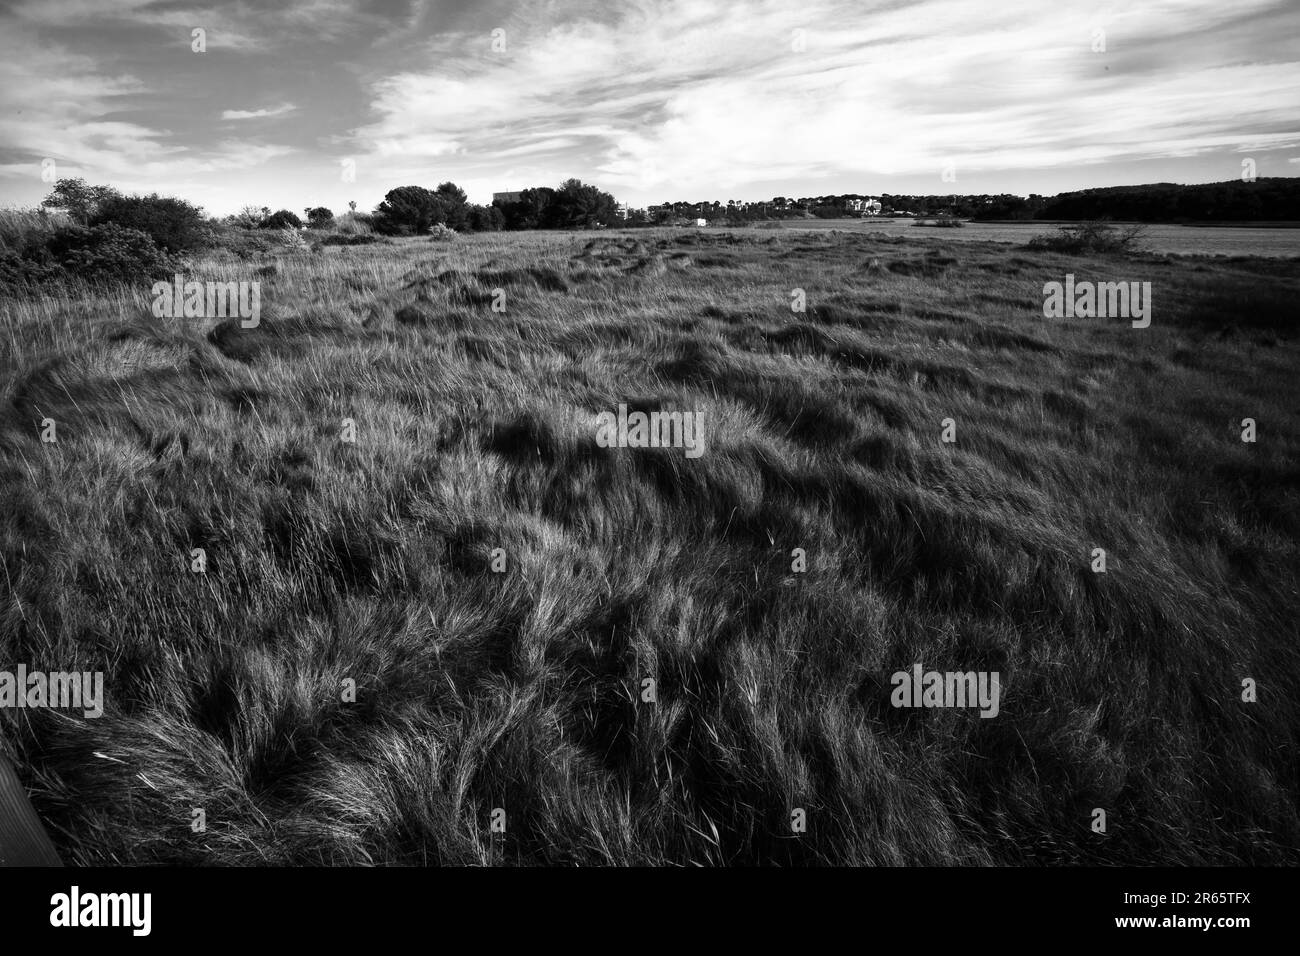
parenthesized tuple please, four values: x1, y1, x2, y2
(0, 0, 1297, 216)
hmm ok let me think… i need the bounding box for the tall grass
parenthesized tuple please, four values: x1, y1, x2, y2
(1, 229, 1297, 865)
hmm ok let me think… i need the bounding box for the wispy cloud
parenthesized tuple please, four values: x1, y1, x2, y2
(222, 103, 299, 120)
(0, 0, 1296, 214)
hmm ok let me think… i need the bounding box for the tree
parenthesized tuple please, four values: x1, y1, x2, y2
(229, 205, 270, 228)
(551, 179, 617, 229)
(465, 204, 505, 232)
(91, 192, 208, 252)
(496, 187, 556, 230)
(303, 206, 334, 229)
(41, 178, 119, 224)
(374, 186, 443, 234)
(260, 209, 303, 230)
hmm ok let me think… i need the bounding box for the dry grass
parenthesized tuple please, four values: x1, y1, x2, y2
(1, 228, 1297, 865)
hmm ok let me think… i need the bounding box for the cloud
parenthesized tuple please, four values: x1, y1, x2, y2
(344, 0, 1300, 196)
(222, 103, 299, 120)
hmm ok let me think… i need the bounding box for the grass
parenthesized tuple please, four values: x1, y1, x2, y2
(1, 227, 1297, 865)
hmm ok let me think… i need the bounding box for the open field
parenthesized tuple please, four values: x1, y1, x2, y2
(1, 228, 1298, 865)
(769, 219, 1300, 257)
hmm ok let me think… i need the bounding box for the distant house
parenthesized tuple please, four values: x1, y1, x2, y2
(492, 191, 523, 205)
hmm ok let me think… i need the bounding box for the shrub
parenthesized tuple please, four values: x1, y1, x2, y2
(427, 223, 459, 240)
(1027, 221, 1146, 253)
(45, 223, 174, 284)
(316, 233, 387, 246)
(0, 249, 64, 292)
(277, 227, 310, 252)
(90, 193, 208, 253)
(304, 206, 334, 229)
(0, 208, 70, 256)
(207, 224, 280, 259)
(260, 209, 303, 230)
(228, 205, 271, 229)
(332, 213, 374, 236)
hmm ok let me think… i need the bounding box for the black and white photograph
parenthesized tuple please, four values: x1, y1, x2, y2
(0, 0, 1296, 939)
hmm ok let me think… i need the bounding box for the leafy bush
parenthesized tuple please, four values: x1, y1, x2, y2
(427, 223, 459, 240)
(206, 224, 281, 259)
(277, 227, 310, 252)
(45, 223, 175, 283)
(40, 178, 119, 224)
(227, 205, 271, 229)
(90, 193, 208, 253)
(0, 249, 64, 292)
(304, 206, 334, 229)
(1027, 221, 1146, 253)
(260, 209, 303, 230)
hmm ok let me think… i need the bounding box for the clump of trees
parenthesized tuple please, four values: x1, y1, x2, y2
(43, 178, 208, 252)
(372, 183, 504, 235)
(494, 179, 618, 230)
(1, 178, 199, 291)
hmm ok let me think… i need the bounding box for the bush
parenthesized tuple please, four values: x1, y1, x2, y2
(260, 209, 303, 230)
(1027, 221, 1146, 253)
(304, 206, 334, 229)
(427, 223, 459, 240)
(277, 227, 310, 252)
(316, 233, 387, 246)
(227, 206, 271, 229)
(90, 193, 208, 253)
(45, 223, 175, 284)
(206, 224, 281, 259)
(0, 249, 64, 292)
(0, 208, 69, 256)
(331, 213, 374, 236)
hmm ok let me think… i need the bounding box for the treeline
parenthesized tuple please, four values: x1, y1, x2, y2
(340, 178, 618, 233)
(492, 180, 619, 229)
(970, 178, 1300, 222)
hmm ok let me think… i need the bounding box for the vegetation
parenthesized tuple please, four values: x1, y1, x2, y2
(495, 180, 618, 230)
(1028, 221, 1147, 254)
(1, 227, 1296, 865)
(260, 209, 304, 231)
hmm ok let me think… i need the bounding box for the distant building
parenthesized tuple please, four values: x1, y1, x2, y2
(492, 191, 523, 205)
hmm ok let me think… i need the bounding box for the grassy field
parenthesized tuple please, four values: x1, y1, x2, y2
(1, 227, 1298, 865)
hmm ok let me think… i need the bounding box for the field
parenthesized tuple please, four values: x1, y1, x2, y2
(773, 218, 1300, 257)
(1, 227, 1298, 865)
